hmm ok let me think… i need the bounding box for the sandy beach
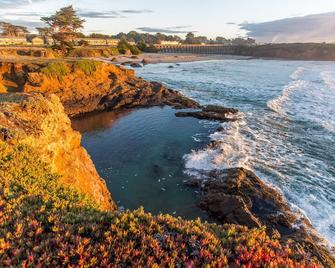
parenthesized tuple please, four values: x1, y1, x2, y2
(108, 53, 252, 65)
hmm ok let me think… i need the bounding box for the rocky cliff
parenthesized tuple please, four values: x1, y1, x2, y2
(233, 43, 335, 61)
(0, 60, 199, 117)
(186, 167, 335, 267)
(0, 93, 114, 210)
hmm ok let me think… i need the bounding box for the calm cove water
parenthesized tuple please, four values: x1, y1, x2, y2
(73, 59, 335, 244)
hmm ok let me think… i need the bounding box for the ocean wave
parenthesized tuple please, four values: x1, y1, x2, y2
(321, 71, 335, 89)
(267, 80, 309, 116)
(290, 67, 305, 80)
(184, 113, 251, 174)
(322, 122, 335, 133)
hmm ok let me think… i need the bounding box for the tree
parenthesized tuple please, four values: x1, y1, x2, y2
(0, 21, 29, 37)
(185, 32, 195, 44)
(41, 5, 85, 51)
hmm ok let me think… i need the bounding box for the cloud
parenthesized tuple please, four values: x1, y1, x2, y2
(137, 26, 194, 34)
(240, 12, 335, 43)
(0, 0, 45, 7)
(120, 9, 153, 14)
(4, 12, 42, 17)
(78, 11, 125, 19)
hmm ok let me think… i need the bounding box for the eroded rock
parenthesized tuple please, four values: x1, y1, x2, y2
(185, 167, 335, 267)
(0, 61, 200, 117)
(175, 105, 239, 121)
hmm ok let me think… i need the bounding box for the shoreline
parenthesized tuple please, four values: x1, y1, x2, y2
(105, 53, 253, 65)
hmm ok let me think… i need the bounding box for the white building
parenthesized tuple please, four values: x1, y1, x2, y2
(159, 41, 181, 46)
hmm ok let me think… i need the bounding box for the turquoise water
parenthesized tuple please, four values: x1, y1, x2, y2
(74, 59, 335, 244)
(72, 107, 215, 220)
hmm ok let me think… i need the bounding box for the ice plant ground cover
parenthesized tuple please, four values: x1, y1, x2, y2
(0, 144, 321, 267)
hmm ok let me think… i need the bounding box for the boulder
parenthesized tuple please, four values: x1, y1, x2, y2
(175, 105, 239, 121)
(130, 62, 142, 68)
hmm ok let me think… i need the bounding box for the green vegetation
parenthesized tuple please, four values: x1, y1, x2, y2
(74, 60, 101, 75)
(0, 141, 320, 267)
(117, 39, 141, 55)
(67, 47, 119, 57)
(41, 5, 85, 52)
(137, 42, 159, 53)
(40, 62, 71, 78)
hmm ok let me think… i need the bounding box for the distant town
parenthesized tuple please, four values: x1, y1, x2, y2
(0, 20, 256, 48)
(1, 5, 334, 61)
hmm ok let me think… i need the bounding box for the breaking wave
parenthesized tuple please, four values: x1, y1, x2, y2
(290, 67, 305, 80)
(267, 67, 309, 116)
(267, 80, 309, 116)
(184, 113, 250, 175)
(321, 71, 335, 89)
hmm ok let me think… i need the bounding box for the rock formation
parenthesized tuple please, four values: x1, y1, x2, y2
(185, 167, 335, 267)
(0, 93, 115, 210)
(175, 105, 239, 121)
(0, 61, 200, 117)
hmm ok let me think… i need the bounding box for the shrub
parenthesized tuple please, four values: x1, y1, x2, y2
(77, 39, 89, 47)
(107, 47, 119, 56)
(129, 45, 141, 55)
(117, 39, 141, 55)
(40, 61, 70, 78)
(137, 42, 159, 53)
(74, 60, 102, 75)
(67, 47, 119, 57)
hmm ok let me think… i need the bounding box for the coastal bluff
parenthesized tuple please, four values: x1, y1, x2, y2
(0, 60, 199, 117)
(0, 93, 114, 210)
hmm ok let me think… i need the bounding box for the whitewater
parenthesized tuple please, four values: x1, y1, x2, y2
(138, 59, 335, 244)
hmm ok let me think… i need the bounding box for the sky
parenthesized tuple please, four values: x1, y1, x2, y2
(1, 0, 335, 42)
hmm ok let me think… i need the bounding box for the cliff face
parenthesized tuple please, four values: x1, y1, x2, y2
(233, 43, 335, 61)
(0, 47, 59, 58)
(0, 61, 199, 117)
(0, 93, 115, 210)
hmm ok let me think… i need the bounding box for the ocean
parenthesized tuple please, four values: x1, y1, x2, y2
(73, 59, 335, 245)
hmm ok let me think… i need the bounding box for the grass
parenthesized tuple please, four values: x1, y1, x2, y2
(74, 60, 102, 75)
(0, 142, 321, 267)
(40, 62, 71, 78)
(67, 47, 120, 57)
(0, 93, 27, 103)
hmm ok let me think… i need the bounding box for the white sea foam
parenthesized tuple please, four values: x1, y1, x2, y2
(267, 80, 309, 116)
(322, 122, 335, 133)
(184, 113, 251, 174)
(290, 67, 305, 80)
(321, 71, 335, 89)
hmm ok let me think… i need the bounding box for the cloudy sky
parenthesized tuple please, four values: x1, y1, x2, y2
(1, 0, 335, 42)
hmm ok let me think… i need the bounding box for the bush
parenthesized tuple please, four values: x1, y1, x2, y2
(137, 42, 159, 53)
(67, 47, 119, 57)
(74, 60, 101, 75)
(107, 47, 120, 56)
(40, 62, 70, 78)
(117, 39, 141, 55)
(129, 45, 141, 55)
(77, 39, 89, 47)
